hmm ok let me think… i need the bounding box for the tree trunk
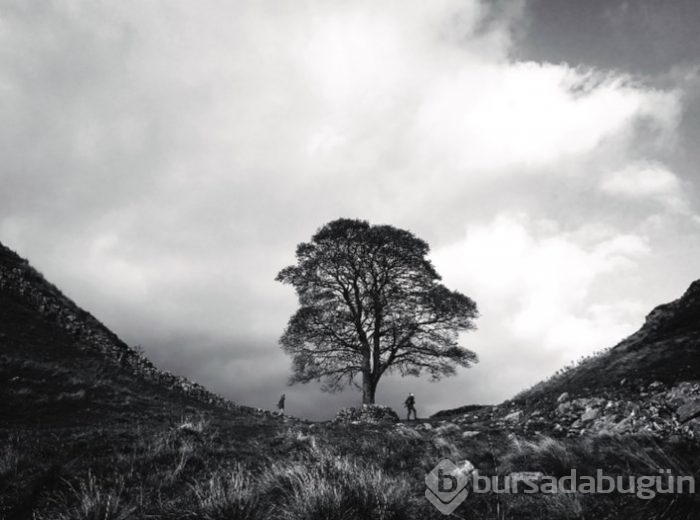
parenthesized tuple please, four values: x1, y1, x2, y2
(362, 371, 376, 404)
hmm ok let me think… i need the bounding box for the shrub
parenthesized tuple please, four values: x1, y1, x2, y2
(187, 468, 262, 520)
(44, 472, 136, 520)
(500, 436, 576, 477)
(261, 450, 416, 520)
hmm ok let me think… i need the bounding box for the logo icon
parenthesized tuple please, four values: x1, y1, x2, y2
(425, 459, 474, 515)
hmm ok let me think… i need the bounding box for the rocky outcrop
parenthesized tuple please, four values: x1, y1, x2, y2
(425, 380, 700, 441)
(0, 242, 238, 411)
(501, 381, 700, 439)
(334, 404, 400, 424)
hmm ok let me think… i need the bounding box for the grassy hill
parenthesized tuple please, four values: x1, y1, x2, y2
(2, 241, 699, 519)
(513, 280, 700, 405)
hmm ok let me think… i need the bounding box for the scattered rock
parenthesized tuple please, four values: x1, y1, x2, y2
(503, 410, 523, 422)
(55, 389, 86, 402)
(434, 422, 460, 435)
(556, 402, 572, 415)
(580, 407, 600, 423)
(334, 405, 399, 424)
(676, 400, 700, 423)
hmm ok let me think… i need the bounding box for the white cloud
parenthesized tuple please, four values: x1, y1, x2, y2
(431, 214, 650, 391)
(601, 161, 687, 211)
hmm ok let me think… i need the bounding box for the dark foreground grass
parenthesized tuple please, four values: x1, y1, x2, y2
(3, 415, 699, 520)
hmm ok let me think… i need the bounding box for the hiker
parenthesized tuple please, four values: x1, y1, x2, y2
(405, 392, 417, 420)
(277, 393, 286, 414)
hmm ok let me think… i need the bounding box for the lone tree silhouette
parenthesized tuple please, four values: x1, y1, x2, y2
(276, 219, 478, 404)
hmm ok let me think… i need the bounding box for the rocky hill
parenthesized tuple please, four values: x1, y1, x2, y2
(0, 241, 263, 425)
(435, 279, 700, 439)
(521, 279, 700, 398)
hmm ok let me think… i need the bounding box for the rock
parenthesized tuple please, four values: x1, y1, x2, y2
(461, 430, 480, 438)
(573, 397, 605, 409)
(557, 392, 570, 403)
(556, 402, 572, 415)
(666, 383, 700, 408)
(334, 405, 400, 424)
(433, 436, 456, 452)
(503, 410, 522, 422)
(56, 389, 86, 402)
(676, 400, 700, 423)
(395, 425, 423, 439)
(580, 407, 600, 423)
(434, 422, 460, 435)
(612, 417, 634, 434)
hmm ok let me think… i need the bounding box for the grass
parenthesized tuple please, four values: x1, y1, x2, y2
(6, 415, 699, 519)
(37, 472, 136, 520)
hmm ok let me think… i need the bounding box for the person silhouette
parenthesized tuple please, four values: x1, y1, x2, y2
(405, 392, 417, 420)
(277, 393, 286, 414)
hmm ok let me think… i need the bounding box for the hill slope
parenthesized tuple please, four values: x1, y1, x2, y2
(515, 279, 700, 402)
(0, 242, 247, 423)
(0, 241, 295, 518)
(435, 279, 700, 439)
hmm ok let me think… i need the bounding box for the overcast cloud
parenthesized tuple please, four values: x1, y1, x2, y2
(1, 0, 699, 419)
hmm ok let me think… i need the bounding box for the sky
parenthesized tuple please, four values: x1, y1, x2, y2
(1, 0, 699, 419)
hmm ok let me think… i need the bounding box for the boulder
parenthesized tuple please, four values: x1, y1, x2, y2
(580, 407, 600, 423)
(556, 402, 572, 415)
(503, 410, 523, 422)
(676, 400, 700, 423)
(557, 392, 570, 403)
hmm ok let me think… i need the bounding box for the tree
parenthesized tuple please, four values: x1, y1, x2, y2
(276, 219, 479, 404)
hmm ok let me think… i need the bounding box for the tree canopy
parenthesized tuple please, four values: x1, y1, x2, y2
(276, 218, 478, 404)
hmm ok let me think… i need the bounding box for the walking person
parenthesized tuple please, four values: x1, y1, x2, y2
(404, 392, 417, 421)
(277, 393, 286, 414)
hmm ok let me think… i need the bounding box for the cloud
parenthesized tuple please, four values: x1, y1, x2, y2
(431, 214, 650, 395)
(600, 161, 687, 211)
